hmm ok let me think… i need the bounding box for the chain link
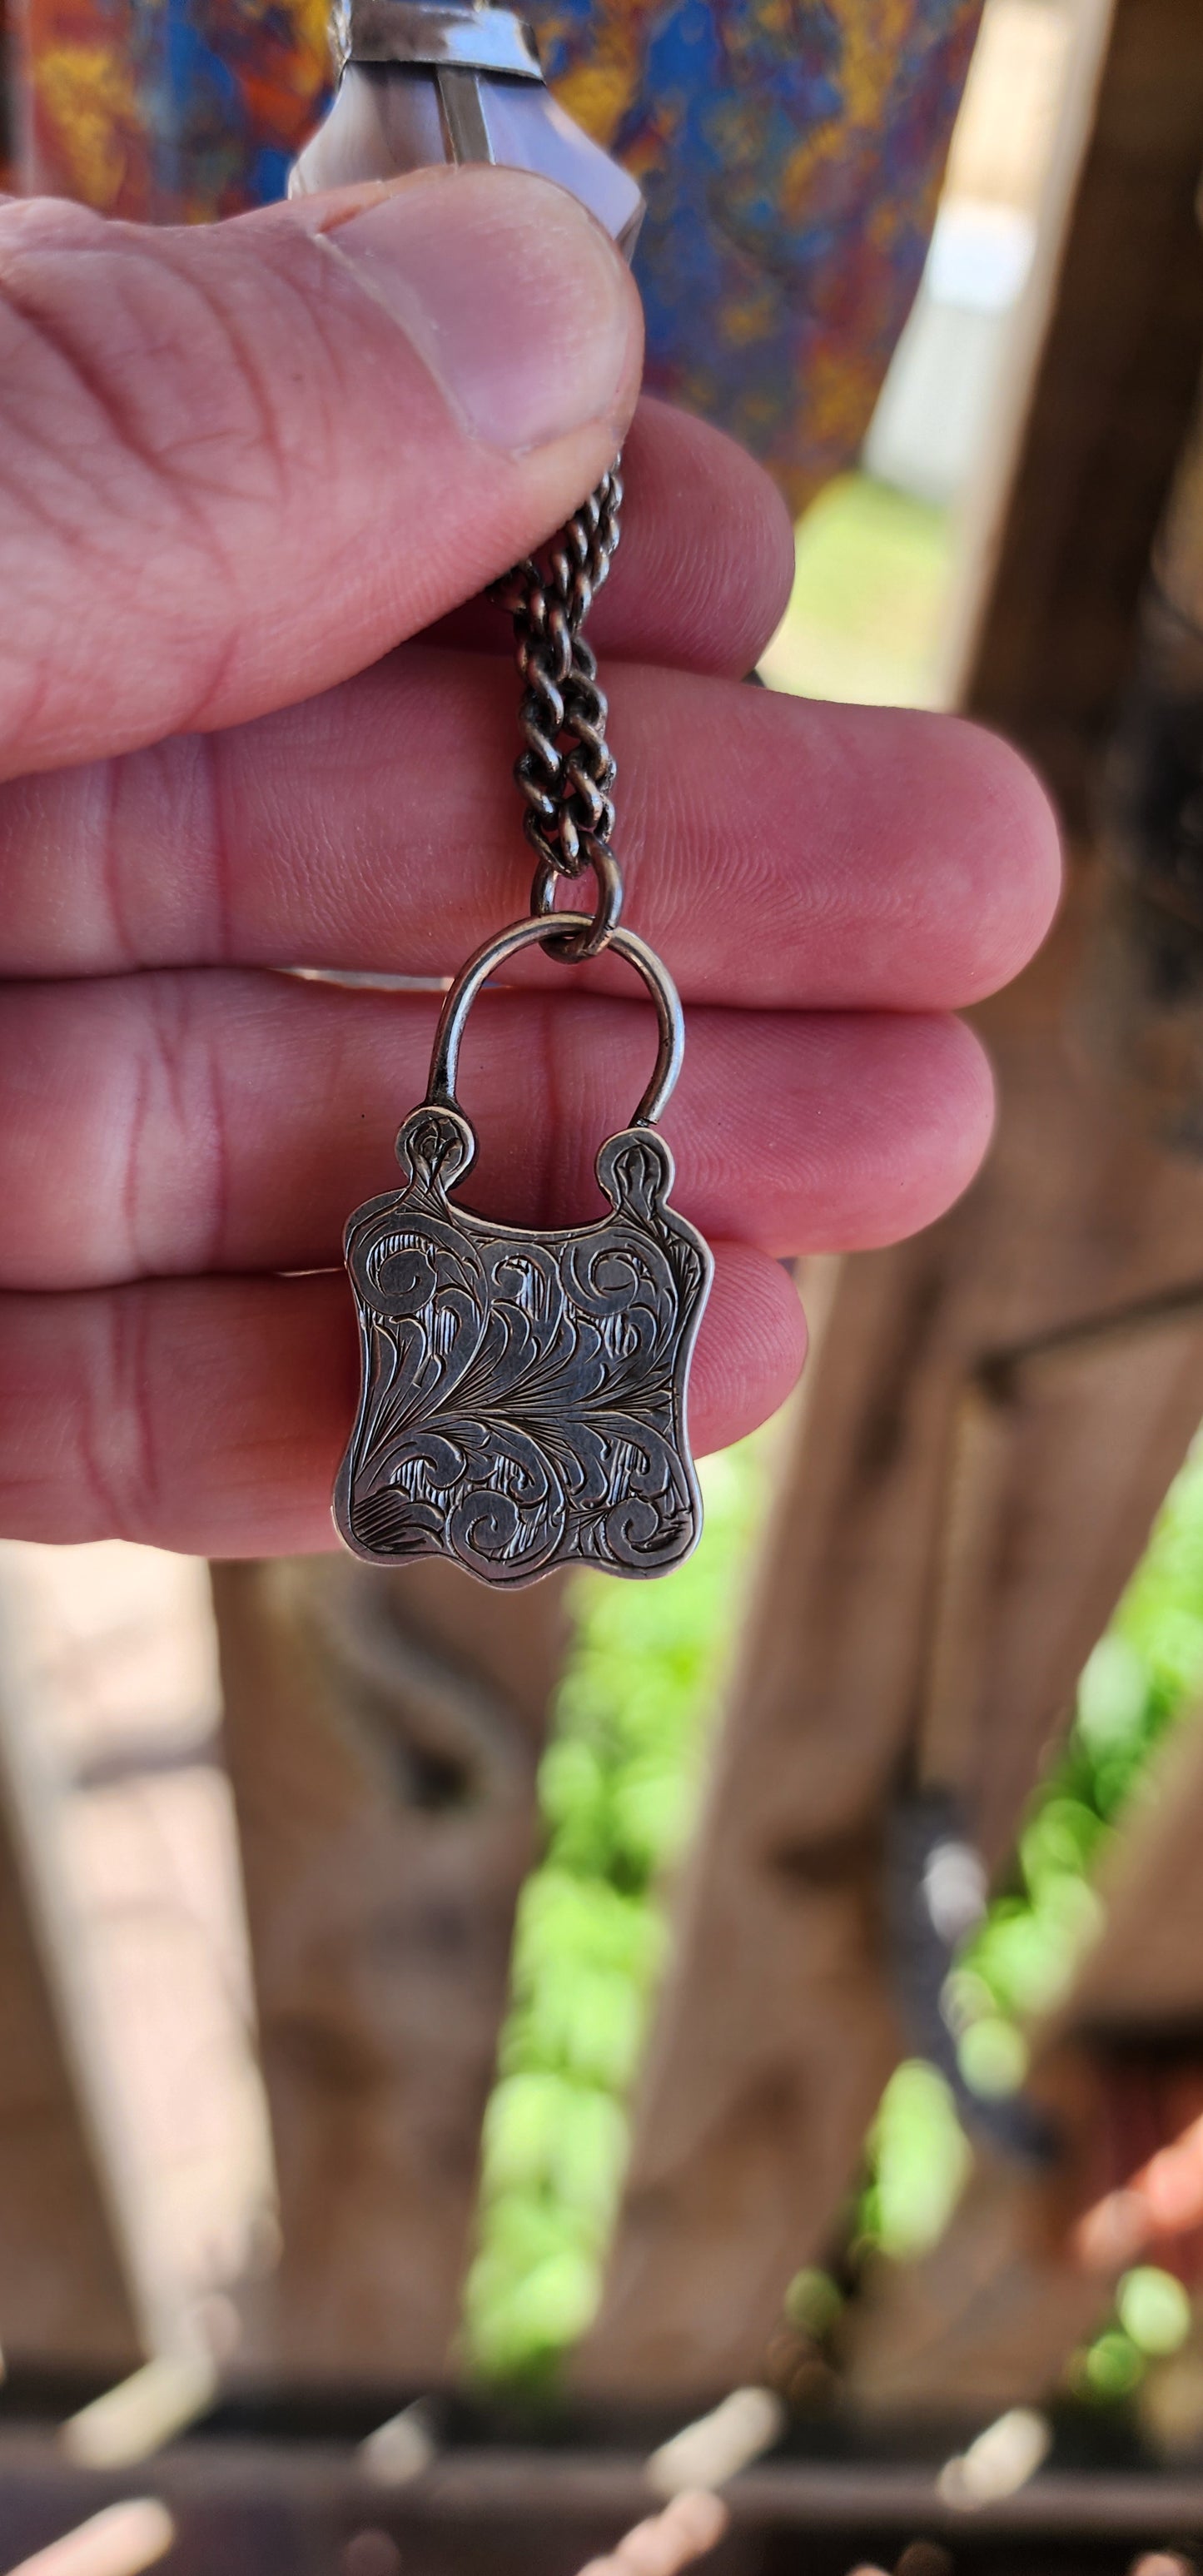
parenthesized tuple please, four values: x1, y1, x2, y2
(490, 460, 623, 962)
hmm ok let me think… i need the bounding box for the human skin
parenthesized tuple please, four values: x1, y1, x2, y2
(0, 163, 1061, 1558)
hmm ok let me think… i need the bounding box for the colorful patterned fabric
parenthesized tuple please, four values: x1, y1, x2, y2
(10, 0, 333, 220)
(2, 0, 981, 501)
(540, 0, 982, 502)
(1, 0, 14, 183)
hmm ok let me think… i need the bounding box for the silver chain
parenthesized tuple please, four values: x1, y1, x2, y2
(490, 460, 623, 962)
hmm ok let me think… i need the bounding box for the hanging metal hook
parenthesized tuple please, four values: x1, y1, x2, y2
(424, 913, 685, 1128)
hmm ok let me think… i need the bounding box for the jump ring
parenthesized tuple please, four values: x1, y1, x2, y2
(530, 834, 622, 962)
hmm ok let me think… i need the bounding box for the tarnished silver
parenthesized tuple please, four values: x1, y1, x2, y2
(331, 0, 541, 176)
(334, 918, 711, 1584)
(316, 2, 707, 1582)
(490, 462, 624, 959)
(428, 914, 683, 1118)
(333, 0, 542, 76)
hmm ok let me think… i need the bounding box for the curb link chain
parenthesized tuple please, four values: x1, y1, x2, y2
(490, 460, 623, 962)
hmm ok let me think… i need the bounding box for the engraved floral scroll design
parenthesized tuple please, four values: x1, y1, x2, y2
(334, 1106, 712, 1584)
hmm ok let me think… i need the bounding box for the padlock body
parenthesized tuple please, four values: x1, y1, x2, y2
(335, 1106, 710, 1584)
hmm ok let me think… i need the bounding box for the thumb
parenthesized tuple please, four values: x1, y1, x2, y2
(0, 167, 642, 779)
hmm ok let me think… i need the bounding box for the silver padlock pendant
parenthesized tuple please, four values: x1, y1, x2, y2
(334, 917, 712, 1584)
(291, 0, 644, 258)
(311, 3, 697, 1585)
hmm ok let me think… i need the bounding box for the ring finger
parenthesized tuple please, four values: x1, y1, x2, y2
(0, 1253, 805, 1554)
(0, 968, 994, 1290)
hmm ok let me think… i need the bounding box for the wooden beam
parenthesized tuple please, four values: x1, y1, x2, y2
(0, 1785, 143, 2377)
(213, 1557, 565, 2385)
(1061, 1706, 1203, 2032)
(842, 1700, 1203, 2417)
(0, 1556, 155, 2377)
(963, 0, 1203, 827)
(577, 880, 1203, 2398)
(2, 2432, 1203, 2575)
(842, 2146, 1111, 2418)
(833, 14, 1203, 2421)
(921, 1292, 1203, 1864)
(577, 0, 1203, 2402)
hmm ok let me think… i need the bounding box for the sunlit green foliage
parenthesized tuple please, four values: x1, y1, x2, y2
(1118, 2267, 1192, 2359)
(957, 1439, 1203, 2064)
(784, 2265, 845, 2340)
(857, 1439, 1203, 2296)
(1077, 2330, 1144, 2401)
(464, 1435, 776, 2381)
(758, 473, 953, 710)
(858, 2061, 973, 2261)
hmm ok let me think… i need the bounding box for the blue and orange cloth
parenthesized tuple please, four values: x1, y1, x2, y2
(0, 0, 980, 504)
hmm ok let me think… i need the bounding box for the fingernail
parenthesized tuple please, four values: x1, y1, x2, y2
(318, 165, 637, 452)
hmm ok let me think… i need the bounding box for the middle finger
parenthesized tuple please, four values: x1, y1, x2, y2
(0, 652, 1060, 1007)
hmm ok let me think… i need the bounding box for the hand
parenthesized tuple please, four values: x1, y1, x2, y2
(0, 167, 1060, 1558)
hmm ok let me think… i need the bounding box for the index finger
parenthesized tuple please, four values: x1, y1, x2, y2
(0, 650, 1062, 1009)
(427, 395, 795, 676)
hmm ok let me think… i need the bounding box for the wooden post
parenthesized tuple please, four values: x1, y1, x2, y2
(577, 0, 1203, 2400)
(577, 897, 1203, 2395)
(214, 1557, 565, 2383)
(0, 1784, 143, 2378)
(0, 1559, 162, 2378)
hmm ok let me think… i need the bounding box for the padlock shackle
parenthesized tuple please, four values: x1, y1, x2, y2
(426, 913, 685, 1128)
